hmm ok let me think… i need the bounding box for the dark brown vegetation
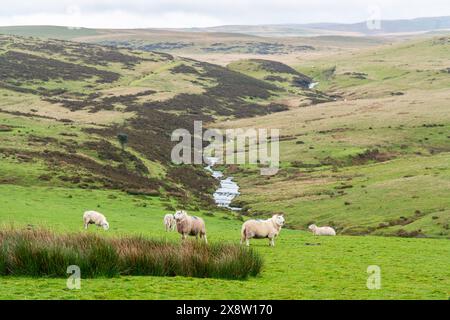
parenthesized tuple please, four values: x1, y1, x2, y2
(0, 51, 120, 84)
(11, 38, 145, 68)
(0, 124, 13, 132)
(170, 64, 199, 74)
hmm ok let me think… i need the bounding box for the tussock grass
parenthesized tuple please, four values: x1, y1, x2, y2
(0, 228, 263, 280)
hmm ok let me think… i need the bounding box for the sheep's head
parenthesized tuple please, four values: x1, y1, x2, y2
(102, 221, 110, 231)
(174, 210, 187, 221)
(308, 224, 317, 231)
(273, 214, 285, 226)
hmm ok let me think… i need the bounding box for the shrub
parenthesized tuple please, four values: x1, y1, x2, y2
(0, 228, 262, 280)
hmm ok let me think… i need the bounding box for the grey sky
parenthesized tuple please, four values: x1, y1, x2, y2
(0, 0, 449, 28)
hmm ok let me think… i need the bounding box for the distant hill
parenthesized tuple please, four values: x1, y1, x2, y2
(0, 25, 388, 63)
(180, 16, 450, 37)
(1, 17, 450, 42)
(305, 16, 450, 35)
(0, 25, 100, 40)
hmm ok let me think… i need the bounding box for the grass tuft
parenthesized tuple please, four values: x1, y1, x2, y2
(0, 228, 262, 280)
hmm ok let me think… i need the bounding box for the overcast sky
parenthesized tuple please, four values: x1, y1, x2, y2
(0, 0, 449, 29)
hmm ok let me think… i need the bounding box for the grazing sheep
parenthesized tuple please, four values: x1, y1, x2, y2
(163, 213, 176, 231)
(308, 224, 336, 236)
(241, 214, 285, 247)
(83, 210, 109, 231)
(174, 210, 207, 243)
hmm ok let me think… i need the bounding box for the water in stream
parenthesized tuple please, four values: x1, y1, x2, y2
(308, 82, 319, 89)
(204, 157, 242, 211)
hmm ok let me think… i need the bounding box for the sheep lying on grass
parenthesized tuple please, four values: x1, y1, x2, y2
(163, 213, 176, 231)
(83, 210, 109, 231)
(308, 224, 336, 236)
(174, 210, 207, 243)
(241, 214, 285, 247)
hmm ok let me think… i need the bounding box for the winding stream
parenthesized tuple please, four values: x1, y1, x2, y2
(205, 157, 242, 211)
(308, 82, 319, 89)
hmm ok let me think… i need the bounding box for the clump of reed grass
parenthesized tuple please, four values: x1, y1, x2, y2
(0, 228, 262, 280)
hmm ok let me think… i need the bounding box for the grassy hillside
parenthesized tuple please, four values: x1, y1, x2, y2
(0, 32, 449, 300)
(216, 36, 450, 238)
(0, 34, 309, 211)
(228, 59, 334, 106)
(296, 36, 450, 98)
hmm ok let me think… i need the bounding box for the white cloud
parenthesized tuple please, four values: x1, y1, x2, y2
(1, 11, 222, 29)
(0, 0, 449, 28)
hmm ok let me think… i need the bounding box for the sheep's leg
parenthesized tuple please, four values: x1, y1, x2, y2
(269, 237, 275, 247)
(84, 223, 88, 230)
(203, 234, 208, 244)
(241, 228, 247, 245)
(245, 239, 250, 247)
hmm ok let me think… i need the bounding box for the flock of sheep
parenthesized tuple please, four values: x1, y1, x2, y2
(164, 211, 286, 246)
(83, 210, 336, 246)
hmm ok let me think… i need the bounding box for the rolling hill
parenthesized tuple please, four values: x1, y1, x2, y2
(0, 25, 390, 67)
(181, 16, 450, 36)
(216, 35, 450, 238)
(0, 34, 329, 212)
(0, 28, 449, 300)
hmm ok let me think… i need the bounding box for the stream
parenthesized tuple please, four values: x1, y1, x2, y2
(204, 157, 242, 211)
(308, 82, 319, 89)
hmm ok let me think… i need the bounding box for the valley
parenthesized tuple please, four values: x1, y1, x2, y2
(0, 23, 449, 300)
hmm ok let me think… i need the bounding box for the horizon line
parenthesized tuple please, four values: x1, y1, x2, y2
(0, 14, 450, 30)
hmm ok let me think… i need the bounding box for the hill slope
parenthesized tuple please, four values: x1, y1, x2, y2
(0, 33, 449, 301)
(0, 35, 304, 210)
(216, 36, 450, 238)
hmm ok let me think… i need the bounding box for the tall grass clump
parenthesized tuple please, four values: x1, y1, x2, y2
(0, 228, 262, 280)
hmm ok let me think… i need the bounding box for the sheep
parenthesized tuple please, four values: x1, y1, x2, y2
(241, 214, 285, 247)
(308, 224, 336, 236)
(163, 213, 176, 231)
(83, 210, 109, 231)
(174, 210, 207, 243)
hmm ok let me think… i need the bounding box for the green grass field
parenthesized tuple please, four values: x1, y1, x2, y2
(0, 185, 449, 299)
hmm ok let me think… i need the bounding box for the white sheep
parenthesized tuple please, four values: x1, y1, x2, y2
(308, 224, 336, 236)
(83, 210, 110, 231)
(241, 214, 285, 247)
(174, 210, 207, 243)
(163, 213, 176, 231)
